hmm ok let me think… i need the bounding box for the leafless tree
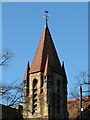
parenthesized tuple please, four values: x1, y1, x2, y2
(0, 50, 13, 66)
(75, 71, 90, 87)
(0, 81, 23, 107)
(0, 50, 23, 107)
(68, 71, 90, 119)
(69, 71, 90, 99)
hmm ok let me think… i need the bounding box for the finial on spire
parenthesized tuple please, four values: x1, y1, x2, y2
(43, 11, 49, 25)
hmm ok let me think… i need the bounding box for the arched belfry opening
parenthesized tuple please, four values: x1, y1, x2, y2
(32, 79, 38, 114)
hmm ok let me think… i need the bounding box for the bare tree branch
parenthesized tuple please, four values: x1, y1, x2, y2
(0, 50, 13, 66)
(75, 71, 90, 87)
(0, 81, 23, 107)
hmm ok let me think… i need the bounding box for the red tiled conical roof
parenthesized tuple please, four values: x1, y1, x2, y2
(30, 24, 61, 74)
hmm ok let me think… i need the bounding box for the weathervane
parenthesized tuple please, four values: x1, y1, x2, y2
(43, 11, 49, 25)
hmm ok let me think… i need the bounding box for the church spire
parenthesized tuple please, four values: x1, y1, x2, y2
(30, 21, 62, 74)
(23, 15, 68, 119)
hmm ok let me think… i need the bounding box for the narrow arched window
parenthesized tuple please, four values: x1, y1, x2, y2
(57, 95, 60, 113)
(40, 75, 43, 94)
(57, 79, 60, 113)
(57, 79, 60, 93)
(32, 79, 38, 114)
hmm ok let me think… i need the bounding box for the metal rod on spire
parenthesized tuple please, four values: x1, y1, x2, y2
(44, 11, 49, 25)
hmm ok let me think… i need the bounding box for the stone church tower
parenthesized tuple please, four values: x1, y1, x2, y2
(23, 21, 67, 119)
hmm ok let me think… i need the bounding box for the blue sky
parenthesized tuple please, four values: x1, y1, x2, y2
(2, 2, 88, 99)
(1, 0, 89, 2)
(0, 2, 2, 85)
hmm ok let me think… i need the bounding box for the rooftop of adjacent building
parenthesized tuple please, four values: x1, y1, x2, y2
(67, 96, 90, 119)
